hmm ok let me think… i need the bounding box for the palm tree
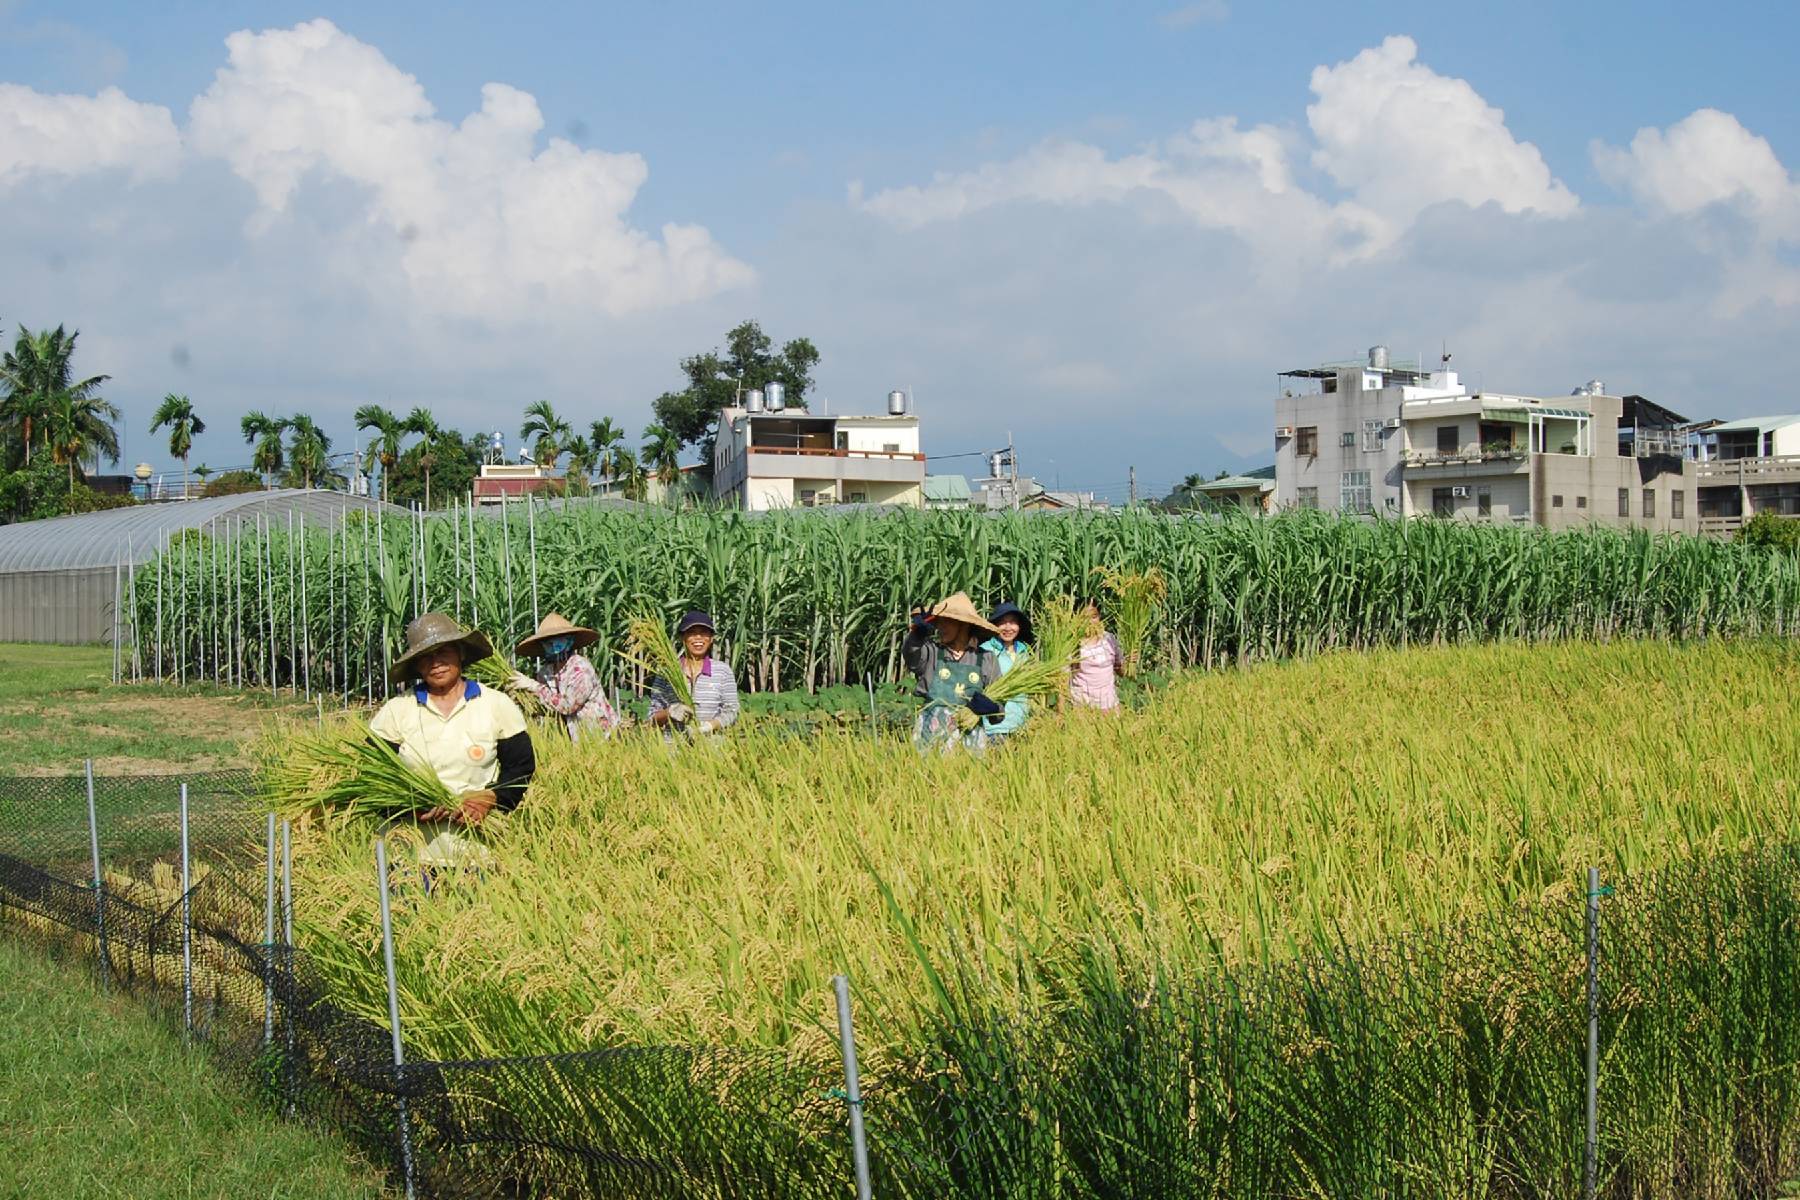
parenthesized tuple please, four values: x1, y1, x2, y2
(613, 447, 646, 501)
(44, 388, 123, 498)
(520, 399, 571, 470)
(642, 423, 682, 503)
(563, 435, 595, 495)
(1, 325, 111, 466)
(284, 414, 332, 489)
(150, 393, 205, 499)
(241, 412, 288, 488)
(405, 407, 443, 509)
(355, 404, 406, 502)
(194, 463, 215, 495)
(589, 417, 625, 494)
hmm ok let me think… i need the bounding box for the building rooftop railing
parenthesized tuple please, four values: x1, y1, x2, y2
(1404, 449, 1530, 468)
(1696, 454, 1800, 481)
(747, 446, 927, 462)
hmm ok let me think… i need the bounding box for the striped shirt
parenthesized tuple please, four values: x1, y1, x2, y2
(648, 656, 740, 729)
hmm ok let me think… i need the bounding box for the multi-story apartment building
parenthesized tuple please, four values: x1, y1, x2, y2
(1273, 347, 1698, 532)
(1690, 414, 1800, 534)
(711, 388, 926, 511)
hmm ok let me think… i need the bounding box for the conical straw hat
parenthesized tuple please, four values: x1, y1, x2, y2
(928, 591, 999, 635)
(515, 612, 599, 657)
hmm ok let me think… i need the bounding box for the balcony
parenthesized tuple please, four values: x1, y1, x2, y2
(1695, 455, 1800, 484)
(1404, 446, 1529, 470)
(744, 445, 926, 486)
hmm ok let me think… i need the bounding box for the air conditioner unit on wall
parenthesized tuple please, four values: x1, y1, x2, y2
(1384, 417, 1402, 429)
(1451, 486, 1469, 498)
(1275, 425, 1295, 439)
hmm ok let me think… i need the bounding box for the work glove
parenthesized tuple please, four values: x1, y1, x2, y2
(507, 671, 537, 691)
(910, 604, 933, 632)
(965, 691, 1002, 719)
(696, 719, 719, 735)
(667, 702, 694, 725)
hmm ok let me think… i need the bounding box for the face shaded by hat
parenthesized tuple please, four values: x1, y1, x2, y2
(516, 612, 598, 658)
(988, 601, 1033, 646)
(390, 612, 495, 684)
(676, 610, 716, 636)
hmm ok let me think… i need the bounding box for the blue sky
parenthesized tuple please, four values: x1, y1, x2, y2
(4, 1, 1798, 500)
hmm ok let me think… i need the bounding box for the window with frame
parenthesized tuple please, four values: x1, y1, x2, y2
(1477, 486, 1492, 518)
(1296, 426, 1318, 457)
(1340, 431, 1357, 448)
(1436, 425, 1460, 454)
(1296, 486, 1319, 510)
(1432, 487, 1454, 517)
(1618, 487, 1630, 518)
(1643, 488, 1656, 518)
(1671, 489, 1685, 519)
(1576, 495, 1587, 509)
(1362, 420, 1384, 452)
(848, 491, 868, 504)
(882, 442, 901, 453)
(1340, 470, 1372, 514)
(1553, 494, 1564, 508)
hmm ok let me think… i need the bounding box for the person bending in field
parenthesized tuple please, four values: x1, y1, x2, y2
(903, 591, 1005, 753)
(978, 601, 1033, 741)
(512, 613, 620, 742)
(371, 613, 536, 866)
(648, 611, 740, 735)
(1068, 598, 1123, 713)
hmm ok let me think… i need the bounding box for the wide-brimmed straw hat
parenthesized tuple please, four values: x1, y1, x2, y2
(927, 591, 998, 635)
(389, 612, 494, 684)
(516, 612, 598, 657)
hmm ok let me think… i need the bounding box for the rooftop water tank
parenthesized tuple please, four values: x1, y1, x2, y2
(1368, 345, 1390, 371)
(766, 383, 786, 412)
(745, 388, 765, 413)
(888, 389, 907, 416)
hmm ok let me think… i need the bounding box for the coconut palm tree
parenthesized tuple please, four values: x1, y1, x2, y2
(642, 423, 682, 504)
(241, 412, 288, 488)
(44, 388, 123, 498)
(613, 447, 646, 501)
(520, 399, 571, 470)
(1, 325, 111, 467)
(150, 393, 206, 499)
(589, 417, 625, 494)
(563, 435, 595, 495)
(355, 403, 406, 502)
(284, 414, 333, 489)
(405, 407, 443, 509)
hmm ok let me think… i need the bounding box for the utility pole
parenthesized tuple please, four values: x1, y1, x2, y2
(1129, 465, 1137, 507)
(1007, 432, 1019, 510)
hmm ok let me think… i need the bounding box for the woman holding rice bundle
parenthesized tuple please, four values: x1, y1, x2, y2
(903, 591, 1004, 752)
(370, 612, 537, 832)
(978, 601, 1033, 741)
(1069, 598, 1124, 713)
(511, 613, 620, 741)
(649, 611, 740, 734)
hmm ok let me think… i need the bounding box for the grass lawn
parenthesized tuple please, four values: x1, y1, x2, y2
(0, 642, 391, 1197)
(0, 642, 314, 774)
(0, 935, 390, 1199)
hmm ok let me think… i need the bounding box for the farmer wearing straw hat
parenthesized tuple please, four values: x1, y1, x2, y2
(370, 614, 537, 837)
(649, 610, 740, 735)
(902, 591, 1005, 752)
(512, 613, 620, 741)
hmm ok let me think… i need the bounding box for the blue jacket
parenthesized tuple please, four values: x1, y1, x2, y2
(978, 636, 1031, 736)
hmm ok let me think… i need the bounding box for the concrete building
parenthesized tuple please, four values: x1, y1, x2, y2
(1187, 473, 1275, 513)
(711, 391, 925, 511)
(1691, 414, 1800, 534)
(1274, 347, 1698, 532)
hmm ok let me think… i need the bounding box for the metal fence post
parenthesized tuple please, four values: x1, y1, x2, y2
(833, 974, 874, 1200)
(85, 761, 108, 990)
(1584, 866, 1601, 1200)
(179, 782, 192, 1037)
(376, 837, 419, 1200)
(866, 675, 878, 740)
(281, 818, 296, 1115)
(263, 813, 277, 1047)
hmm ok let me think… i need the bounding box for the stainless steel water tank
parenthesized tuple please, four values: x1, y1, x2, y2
(745, 388, 765, 412)
(765, 382, 786, 412)
(1367, 345, 1390, 371)
(888, 389, 907, 415)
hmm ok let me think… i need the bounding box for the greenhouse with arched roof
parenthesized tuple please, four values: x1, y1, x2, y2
(0, 489, 401, 645)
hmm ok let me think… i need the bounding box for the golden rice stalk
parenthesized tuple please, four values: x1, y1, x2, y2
(1094, 566, 1166, 676)
(617, 613, 694, 709)
(256, 715, 455, 822)
(467, 652, 550, 718)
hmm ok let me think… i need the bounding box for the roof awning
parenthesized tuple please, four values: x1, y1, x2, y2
(1481, 405, 1588, 423)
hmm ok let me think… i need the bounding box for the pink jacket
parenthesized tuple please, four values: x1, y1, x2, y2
(1069, 633, 1122, 711)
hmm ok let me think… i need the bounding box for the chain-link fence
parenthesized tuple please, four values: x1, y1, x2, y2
(4, 770, 1800, 1198)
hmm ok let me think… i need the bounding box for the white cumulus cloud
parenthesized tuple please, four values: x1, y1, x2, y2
(1592, 108, 1799, 236)
(0, 83, 179, 184)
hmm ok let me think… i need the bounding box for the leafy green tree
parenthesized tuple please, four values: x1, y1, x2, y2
(650, 320, 821, 460)
(283, 414, 337, 489)
(150, 393, 205, 499)
(1737, 510, 1800, 552)
(1, 325, 112, 469)
(642, 423, 682, 500)
(44, 388, 122, 496)
(563, 435, 596, 495)
(387, 430, 481, 508)
(241, 412, 288, 487)
(404, 407, 460, 509)
(612, 446, 646, 501)
(0, 454, 133, 523)
(200, 469, 264, 499)
(588, 417, 626, 493)
(520, 399, 571, 469)
(355, 404, 407, 502)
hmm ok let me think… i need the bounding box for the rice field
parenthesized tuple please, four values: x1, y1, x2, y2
(125, 506, 1800, 700)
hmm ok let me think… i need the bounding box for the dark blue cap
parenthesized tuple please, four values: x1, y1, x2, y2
(988, 601, 1033, 646)
(676, 610, 716, 635)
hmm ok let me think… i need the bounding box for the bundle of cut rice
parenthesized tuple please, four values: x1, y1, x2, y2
(616, 614, 694, 709)
(467, 652, 550, 718)
(258, 717, 455, 822)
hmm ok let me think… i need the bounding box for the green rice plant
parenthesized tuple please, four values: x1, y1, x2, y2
(256, 715, 454, 822)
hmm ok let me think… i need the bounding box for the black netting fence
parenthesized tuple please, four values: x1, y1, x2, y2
(4, 771, 1800, 1198)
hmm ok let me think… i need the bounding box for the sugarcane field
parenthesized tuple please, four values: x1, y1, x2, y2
(9, 10, 1800, 1199)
